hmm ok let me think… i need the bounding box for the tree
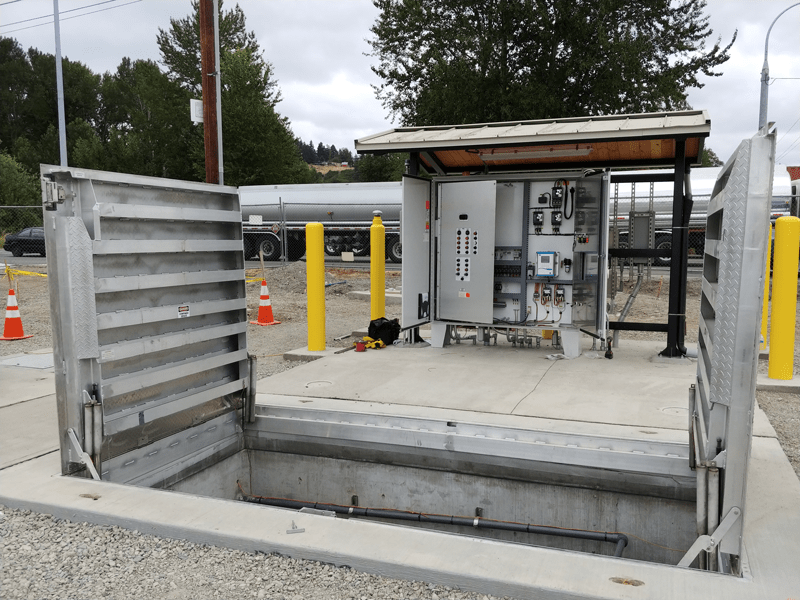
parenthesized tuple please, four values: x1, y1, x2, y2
(0, 152, 39, 206)
(355, 153, 407, 182)
(368, 0, 736, 126)
(221, 49, 317, 186)
(157, 0, 275, 101)
(701, 147, 723, 167)
(99, 58, 199, 180)
(157, 2, 314, 185)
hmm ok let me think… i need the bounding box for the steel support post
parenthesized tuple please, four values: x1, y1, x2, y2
(661, 139, 688, 357)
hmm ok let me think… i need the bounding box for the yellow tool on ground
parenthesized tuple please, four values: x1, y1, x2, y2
(354, 336, 386, 350)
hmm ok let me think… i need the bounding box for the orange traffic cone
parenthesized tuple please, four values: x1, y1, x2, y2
(250, 280, 280, 326)
(1, 289, 33, 340)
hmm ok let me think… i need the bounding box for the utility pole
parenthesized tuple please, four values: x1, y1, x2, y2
(53, 0, 68, 167)
(199, 0, 220, 184)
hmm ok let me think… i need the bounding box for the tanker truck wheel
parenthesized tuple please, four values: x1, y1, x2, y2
(386, 235, 402, 263)
(256, 235, 281, 261)
(352, 233, 370, 257)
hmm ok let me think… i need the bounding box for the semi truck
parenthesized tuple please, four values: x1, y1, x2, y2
(238, 182, 402, 262)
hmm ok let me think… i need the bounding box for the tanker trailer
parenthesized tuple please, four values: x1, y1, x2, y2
(239, 182, 403, 262)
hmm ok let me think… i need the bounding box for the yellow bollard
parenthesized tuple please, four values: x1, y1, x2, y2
(370, 210, 385, 321)
(306, 223, 326, 351)
(768, 216, 799, 380)
(760, 222, 772, 351)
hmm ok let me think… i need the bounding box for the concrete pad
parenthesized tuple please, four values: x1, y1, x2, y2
(268, 343, 553, 415)
(0, 365, 56, 408)
(755, 373, 800, 393)
(347, 290, 402, 304)
(1, 437, 799, 599)
(0, 353, 54, 369)
(0, 394, 59, 468)
(282, 346, 352, 363)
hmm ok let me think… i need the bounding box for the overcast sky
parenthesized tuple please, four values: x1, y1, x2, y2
(2, 0, 798, 167)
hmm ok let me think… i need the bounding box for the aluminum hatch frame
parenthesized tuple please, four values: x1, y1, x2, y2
(42, 165, 249, 487)
(684, 130, 776, 572)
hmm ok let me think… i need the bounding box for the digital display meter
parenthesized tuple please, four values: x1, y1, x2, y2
(536, 251, 558, 277)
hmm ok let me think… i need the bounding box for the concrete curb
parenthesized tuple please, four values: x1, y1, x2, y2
(282, 347, 352, 363)
(347, 291, 402, 304)
(756, 374, 800, 393)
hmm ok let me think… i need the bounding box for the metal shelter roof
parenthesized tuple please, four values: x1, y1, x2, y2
(355, 110, 710, 174)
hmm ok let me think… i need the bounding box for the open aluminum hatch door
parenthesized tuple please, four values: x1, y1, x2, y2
(42, 166, 249, 487)
(688, 130, 776, 569)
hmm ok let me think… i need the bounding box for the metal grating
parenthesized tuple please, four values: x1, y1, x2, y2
(43, 166, 248, 485)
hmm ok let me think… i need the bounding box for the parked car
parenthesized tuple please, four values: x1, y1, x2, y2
(3, 227, 45, 257)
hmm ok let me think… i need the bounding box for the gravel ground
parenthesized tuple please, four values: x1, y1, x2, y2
(1, 264, 798, 598)
(0, 508, 500, 600)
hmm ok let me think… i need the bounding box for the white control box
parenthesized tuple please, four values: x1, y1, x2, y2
(536, 251, 559, 277)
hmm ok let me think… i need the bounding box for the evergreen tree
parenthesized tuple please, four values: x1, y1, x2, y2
(369, 0, 735, 125)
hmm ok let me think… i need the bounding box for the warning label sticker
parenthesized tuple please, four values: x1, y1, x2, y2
(178, 305, 190, 318)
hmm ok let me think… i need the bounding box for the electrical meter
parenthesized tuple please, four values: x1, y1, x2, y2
(536, 251, 559, 277)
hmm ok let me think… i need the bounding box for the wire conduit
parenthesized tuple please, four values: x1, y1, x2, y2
(240, 492, 628, 557)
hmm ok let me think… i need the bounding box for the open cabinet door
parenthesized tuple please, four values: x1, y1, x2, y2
(401, 175, 433, 330)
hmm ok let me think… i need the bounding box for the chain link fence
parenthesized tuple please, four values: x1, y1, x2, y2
(242, 202, 402, 263)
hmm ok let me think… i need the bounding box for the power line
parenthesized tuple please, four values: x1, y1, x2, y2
(1, 0, 122, 28)
(777, 117, 800, 145)
(0, 0, 25, 6)
(0, 0, 142, 34)
(776, 133, 800, 163)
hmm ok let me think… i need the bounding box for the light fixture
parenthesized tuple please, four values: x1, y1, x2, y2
(479, 146, 593, 161)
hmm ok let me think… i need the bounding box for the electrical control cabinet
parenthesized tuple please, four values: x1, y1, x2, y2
(402, 172, 608, 357)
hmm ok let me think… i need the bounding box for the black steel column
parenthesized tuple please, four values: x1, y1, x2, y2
(407, 152, 420, 176)
(660, 140, 688, 358)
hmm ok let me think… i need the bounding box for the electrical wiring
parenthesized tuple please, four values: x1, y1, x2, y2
(0, 0, 141, 34)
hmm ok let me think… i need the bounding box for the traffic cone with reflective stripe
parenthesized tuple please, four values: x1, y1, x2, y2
(1, 289, 33, 340)
(250, 280, 280, 326)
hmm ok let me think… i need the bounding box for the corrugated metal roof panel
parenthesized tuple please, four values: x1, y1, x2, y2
(357, 111, 710, 172)
(356, 110, 709, 152)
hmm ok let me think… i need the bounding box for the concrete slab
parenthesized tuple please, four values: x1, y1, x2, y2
(755, 373, 800, 393)
(0, 394, 59, 468)
(347, 290, 402, 304)
(282, 346, 352, 363)
(0, 364, 56, 408)
(269, 343, 553, 415)
(0, 353, 54, 369)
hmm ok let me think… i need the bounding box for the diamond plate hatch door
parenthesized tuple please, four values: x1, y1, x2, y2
(691, 131, 776, 564)
(42, 166, 248, 487)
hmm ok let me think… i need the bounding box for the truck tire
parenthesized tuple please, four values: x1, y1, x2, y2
(11, 246, 23, 257)
(654, 235, 672, 267)
(386, 235, 402, 263)
(352, 233, 370, 257)
(256, 235, 281, 261)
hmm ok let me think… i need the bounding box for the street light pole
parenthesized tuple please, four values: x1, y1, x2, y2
(758, 2, 800, 131)
(53, 0, 68, 166)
